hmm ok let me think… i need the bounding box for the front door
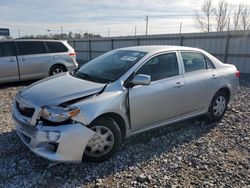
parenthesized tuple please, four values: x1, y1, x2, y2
(0, 41, 19, 83)
(129, 52, 185, 132)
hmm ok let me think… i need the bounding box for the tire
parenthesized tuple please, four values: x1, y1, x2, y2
(82, 117, 122, 162)
(49, 65, 66, 76)
(207, 91, 229, 122)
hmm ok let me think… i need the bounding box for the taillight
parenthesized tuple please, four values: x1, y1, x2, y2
(69, 52, 76, 56)
(235, 71, 240, 78)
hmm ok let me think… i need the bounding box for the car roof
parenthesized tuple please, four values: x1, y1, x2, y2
(13, 39, 64, 42)
(0, 39, 12, 42)
(118, 45, 202, 53)
(0, 39, 64, 42)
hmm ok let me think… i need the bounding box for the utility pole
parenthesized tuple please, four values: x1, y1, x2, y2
(135, 26, 137, 36)
(47, 29, 51, 38)
(145, 16, 148, 36)
(18, 29, 20, 38)
(179, 22, 182, 34)
(108, 28, 110, 37)
(86, 30, 89, 39)
(227, 18, 230, 31)
(61, 26, 63, 38)
(79, 29, 82, 37)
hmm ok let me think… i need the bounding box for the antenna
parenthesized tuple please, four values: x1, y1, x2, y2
(145, 16, 149, 36)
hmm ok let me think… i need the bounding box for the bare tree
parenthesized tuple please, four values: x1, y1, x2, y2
(213, 0, 231, 31)
(194, 0, 213, 32)
(241, 6, 250, 30)
(233, 3, 244, 30)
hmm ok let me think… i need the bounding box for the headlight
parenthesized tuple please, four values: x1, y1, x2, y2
(41, 106, 80, 123)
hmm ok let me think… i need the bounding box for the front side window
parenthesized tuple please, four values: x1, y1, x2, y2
(16, 41, 46, 55)
(74, 50, 147, 83)
(181, 52, 214, 73)
(0, 42, 15, 57)
(136, 52, 179, 81)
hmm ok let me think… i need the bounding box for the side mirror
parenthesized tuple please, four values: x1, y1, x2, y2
(131, 74, 151, 86)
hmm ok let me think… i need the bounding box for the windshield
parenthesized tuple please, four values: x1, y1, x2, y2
(73, 50, 147, 83)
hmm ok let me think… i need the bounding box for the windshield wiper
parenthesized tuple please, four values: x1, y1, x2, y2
(76, 72, 98, 82)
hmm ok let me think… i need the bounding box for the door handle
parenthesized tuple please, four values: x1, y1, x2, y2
(174, 82, 184, 88)
(8, 58, 15, 62)
(211, 74, 217, 79)
(19, 57, 27, 61)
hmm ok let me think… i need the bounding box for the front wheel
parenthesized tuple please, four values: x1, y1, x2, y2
(83, 118, 122, 162)
(207, 91, 228, 122)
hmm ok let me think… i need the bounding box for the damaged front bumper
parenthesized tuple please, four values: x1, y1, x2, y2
(12, 101, 95, 163)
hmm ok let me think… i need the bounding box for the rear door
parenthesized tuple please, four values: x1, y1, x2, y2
(0, 41, 19, 83)
(15, 41, 52, 80)
(179, 51, 221, 114)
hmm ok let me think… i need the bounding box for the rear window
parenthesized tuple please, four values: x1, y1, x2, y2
(45, 42, 68, 53)
(0, 42, 16, 57)
(16, 41, 46, 55)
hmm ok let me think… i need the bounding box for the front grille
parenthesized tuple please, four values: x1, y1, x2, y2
(16, 102, 35, 118)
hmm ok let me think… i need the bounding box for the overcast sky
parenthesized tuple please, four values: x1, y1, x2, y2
(0, 0, 249, 38)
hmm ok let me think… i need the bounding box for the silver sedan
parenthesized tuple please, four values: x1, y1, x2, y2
(12, 45, 239, 163)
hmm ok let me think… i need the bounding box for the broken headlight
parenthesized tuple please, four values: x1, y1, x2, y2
(40, 106, 80, 123)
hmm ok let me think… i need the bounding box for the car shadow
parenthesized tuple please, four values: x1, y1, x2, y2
(0, 80, 38, 89)
(0, 115, 219, 187)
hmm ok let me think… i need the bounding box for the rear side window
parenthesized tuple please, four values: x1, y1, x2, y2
(45, 42, 68, 53)
(16, 41, 46, 55)
(206, 58, 215, 69)
(181, 52, 214, 73)
(0, 42, 16, 57)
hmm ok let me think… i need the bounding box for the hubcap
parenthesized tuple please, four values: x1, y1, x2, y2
(85, 126, 114, 158)
(52, 68, 63, 75)
(213, 96, 226, 117)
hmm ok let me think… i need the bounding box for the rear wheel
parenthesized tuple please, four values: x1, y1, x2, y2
(49, 65, 66, 76)
(207, 91, 228, 122)
(83, 118, 122, 162)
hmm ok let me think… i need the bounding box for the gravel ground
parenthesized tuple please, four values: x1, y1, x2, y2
(0, 78, 249, 188)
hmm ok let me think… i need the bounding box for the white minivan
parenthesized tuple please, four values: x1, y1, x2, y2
(0, 39, 78, 83)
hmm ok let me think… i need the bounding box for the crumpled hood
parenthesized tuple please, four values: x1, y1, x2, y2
(20, 72, 106, 106)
